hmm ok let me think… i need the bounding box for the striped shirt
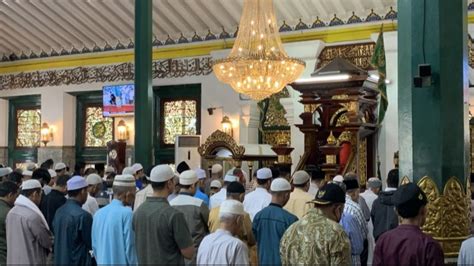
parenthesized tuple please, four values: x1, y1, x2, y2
(344, 195, 368, 238)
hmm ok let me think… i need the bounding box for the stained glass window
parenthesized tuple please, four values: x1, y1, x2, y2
(163, 100, 197, 145)
(85, 106, 113, 147)
(16, 109, 41, 147)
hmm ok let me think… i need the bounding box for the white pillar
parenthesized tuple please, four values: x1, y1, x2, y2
(240, 101, 259, 144)
(0, 99, 8, 165)
(372, 31, 398, 180)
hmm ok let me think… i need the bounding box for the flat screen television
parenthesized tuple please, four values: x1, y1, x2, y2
(103, 84, 134, 117)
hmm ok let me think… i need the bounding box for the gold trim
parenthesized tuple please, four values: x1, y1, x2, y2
(417, 176, 470, 257)
(198, 130, 245, 160)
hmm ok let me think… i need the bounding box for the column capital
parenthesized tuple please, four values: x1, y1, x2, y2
(240, 101, 259, 128)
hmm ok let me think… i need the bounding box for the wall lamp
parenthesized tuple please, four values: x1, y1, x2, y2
(117, 120, 129, 142)
(40, 122, 53, 146)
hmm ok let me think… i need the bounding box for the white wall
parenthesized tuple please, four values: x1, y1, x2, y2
(0, 99, 7, 147)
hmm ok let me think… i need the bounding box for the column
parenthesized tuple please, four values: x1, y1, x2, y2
(398, 0, 469, 258)
(134, 0, 153, 169)
(0, 99, 8, 165)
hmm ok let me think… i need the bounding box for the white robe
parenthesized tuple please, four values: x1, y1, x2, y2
(82, 194, 99, 216)
(197, 229, 249, 265)
(243, 187, 271, 221)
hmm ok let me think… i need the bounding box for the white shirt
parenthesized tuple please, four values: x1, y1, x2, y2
(243, 187, 271, 221)
(360, 189, 378, 211)
(197, 229, 249, 266)
(458, 237, 474, 265)
(82, 194, 99, 216)
(210, 188, 227, 209)
(133, 184, 154, 211)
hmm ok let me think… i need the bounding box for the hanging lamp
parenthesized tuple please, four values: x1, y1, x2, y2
(212, 0, 306, 101)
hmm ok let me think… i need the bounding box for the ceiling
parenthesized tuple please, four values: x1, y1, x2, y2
(0, 0, 399, 60)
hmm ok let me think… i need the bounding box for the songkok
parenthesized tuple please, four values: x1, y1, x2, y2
(132, 163, 143, 173)
(113, 174, 136, 187)
(21, 179, 42, 190)
(0, 167, 12, 177)
(271, 178, 291, 192)
(48, 169, 57, 178)
(179, 170, 198, 185)
(122, 167, 135, 176)
(333, 175, 344, 183)
(211, 164, 223, 174)
(227, 181, 245, 194)
(367, 177, 382, 189)
(105, 166, 116, 174)
(257, 168, 272, 180)
(224, 174, 238, 182)
(312, 183, 346, 205)
(67, 176, 88, 191)
(176, 161, 191, 174)
(150, 165, 176, 182)
(22, 170, 33, 177)
(86, 174, 103, 185)
(343, 179, 359, 190)
(219, 199, 245, 217)
(54, 162, 67, 171)
(195, 169, 207, 180)
(393, 183, 427, 207)
(210, 180, 222, 189)
(292, 170, 310, 185)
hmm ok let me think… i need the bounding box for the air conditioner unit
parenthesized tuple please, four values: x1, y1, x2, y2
(174, 135, 201, 170)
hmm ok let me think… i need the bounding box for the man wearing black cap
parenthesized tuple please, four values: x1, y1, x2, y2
(280, 183, 350, 265)
(373, 183, 444, 265)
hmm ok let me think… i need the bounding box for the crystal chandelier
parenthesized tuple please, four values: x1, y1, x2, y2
(212, 0, 306, 101)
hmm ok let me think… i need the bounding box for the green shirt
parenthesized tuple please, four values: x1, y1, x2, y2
(133, 197, 193, 265)
(0, 200, 11, 265)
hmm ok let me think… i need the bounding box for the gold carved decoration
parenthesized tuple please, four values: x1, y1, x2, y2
(304, 104, 320, 113)
(418, 176, 470, 257)
(198, 130, 245, 160)
(469, 36, 474, 68)
(358, 138, 367, 185)
(0, 57, 213, 90)
(338, 131, 352, 143)
(400, 176, 411, 185)
(262, 131, 291, 146)
(317, 43, 375, 71)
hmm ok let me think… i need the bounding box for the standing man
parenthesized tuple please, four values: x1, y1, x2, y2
(210, 174, 238, 208)
(206, 164, 223, 195)
(170, 170, 209, 263)
(0, 167, 12, 182)
(132, 163, 145, 190)
(40, 175, 69, 230)
(284, 170, 313, 218)
(197, 200, 249, 265)
(194, 168, 210, 207)
(53, 176, 93, 265)
(252, 178, 298, 265)
(458, 237, 474, 265)
(0, 181, 18, 264)
(83, 173, 102, 215)
(209, 180, 222, 196)
(54, 162, 68, 177)
(92, 175, 138, 265)
(371, 169, 399, 241)
(133, 165, 194, 265)
(6, 180, 52, 264)
(308, 168, 325, 197)
(243, 168, 272, 221)
(373, 183, 444, 265)
(360, 177, 382, 264)
(280, 183, 350, 265)
(133, 165, 154, 211)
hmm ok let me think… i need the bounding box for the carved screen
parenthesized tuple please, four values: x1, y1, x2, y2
(16, 109, 41, 147)
(84, 106, 113, 147)
(259, 88, 291, 146)
(163, 100, 197, 145)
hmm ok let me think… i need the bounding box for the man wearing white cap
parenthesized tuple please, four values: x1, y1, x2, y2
(0, 167, 12, 182)
(22, 169, 33, 180)
(40, 175, 69, 229)
(209, 180, 222, 196)
(210, 173, 238, 209)
(361, 177, 382, 264)
(132, 163, 145, 190)
(92, 174, 138, 265)
(133, 165, 194, 265)
(206, 164, 223, 195)
(53, 176, 93, 265)
(54, 162, 67, 176)
(133, 170, 154, 211)
(194, 169, 210, 207)
(43, 169, 57, 195)
(6, 179, 52, 265)
(198, 199, 249, 265)
(243, 168, 272, 221)
(284, 170, 314, 218)
(170, 170, 210, 264)
(252, 178, 298, 265)
(82, 173, 103, 215)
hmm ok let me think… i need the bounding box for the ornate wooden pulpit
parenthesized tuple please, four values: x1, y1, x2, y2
(290, 57, 379, 184)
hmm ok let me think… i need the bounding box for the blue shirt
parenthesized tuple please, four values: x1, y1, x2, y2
(340, 212, 364, 265)
(194, 187, 209, 207)
(92, 199, 138, 265)
(252, 203, 298, 265)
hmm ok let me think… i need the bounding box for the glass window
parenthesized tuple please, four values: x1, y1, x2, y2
(84, 106, 113, 147)
(163, 100, 197, 145)
(16, 109, 41, 147)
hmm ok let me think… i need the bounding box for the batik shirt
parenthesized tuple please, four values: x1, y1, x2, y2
(280, 208, 351, 266)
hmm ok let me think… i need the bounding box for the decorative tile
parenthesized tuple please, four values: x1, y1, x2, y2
(295, 19, 309, 30)
(366, 9, 382, 22)
(329, 14, 344, 26)
(279, 20, 292, 32)
(311, 16, 326, 28)
(347, 12, 363, 24)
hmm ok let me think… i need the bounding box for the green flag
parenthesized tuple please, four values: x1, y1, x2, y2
(371, 25, 387, 124)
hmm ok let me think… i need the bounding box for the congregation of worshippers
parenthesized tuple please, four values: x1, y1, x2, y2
(0, 159, 473, 265)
